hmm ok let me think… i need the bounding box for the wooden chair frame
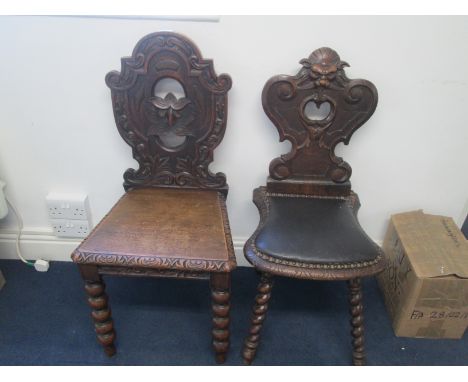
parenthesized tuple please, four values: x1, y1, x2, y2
(71, 32, 235, 364)
(241, 47, 385, 365)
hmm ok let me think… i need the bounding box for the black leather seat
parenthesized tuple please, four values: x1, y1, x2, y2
(255, 193, 381, 265)
(242, 47, 386, 366)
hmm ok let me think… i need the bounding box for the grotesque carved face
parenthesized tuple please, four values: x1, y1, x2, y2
(300, 47, 348, 88)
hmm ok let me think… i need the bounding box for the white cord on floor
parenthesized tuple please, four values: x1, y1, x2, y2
(5, 197, 34, 267)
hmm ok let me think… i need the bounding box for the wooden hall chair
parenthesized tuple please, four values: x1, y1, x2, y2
(241, 47, 385, 365)
(71, 32, 236, 364)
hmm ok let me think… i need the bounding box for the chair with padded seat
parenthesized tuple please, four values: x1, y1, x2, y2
(71, 31, 236, 364)
(241, 47, 385, 365)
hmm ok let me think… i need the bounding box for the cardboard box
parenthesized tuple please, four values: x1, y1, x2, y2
(378, 210, 468, 339)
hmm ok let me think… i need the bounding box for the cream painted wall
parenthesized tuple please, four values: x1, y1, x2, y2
(0, 16, 467, 263)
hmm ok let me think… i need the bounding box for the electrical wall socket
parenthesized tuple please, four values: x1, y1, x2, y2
(46, 192, 90, 221)
(51, 219, 91, 238)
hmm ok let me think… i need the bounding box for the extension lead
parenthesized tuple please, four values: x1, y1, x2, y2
(5, 197, 50, 272)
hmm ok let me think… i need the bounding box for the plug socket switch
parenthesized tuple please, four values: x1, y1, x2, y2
(46, 193, 90, 220)
(51, 219, 91, 238)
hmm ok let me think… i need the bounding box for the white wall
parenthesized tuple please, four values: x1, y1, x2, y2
(0, 16, 467, 264)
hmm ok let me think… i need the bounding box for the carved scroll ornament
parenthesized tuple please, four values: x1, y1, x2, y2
(105, 32, 232, 191)
(262, 47, 378, 185)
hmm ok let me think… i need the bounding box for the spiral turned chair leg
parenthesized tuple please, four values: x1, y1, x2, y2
(242, 272, 273, 365)
(210, 273, 231, 364)
(84, 278, 116, 357)
(348, 278, 365, 366)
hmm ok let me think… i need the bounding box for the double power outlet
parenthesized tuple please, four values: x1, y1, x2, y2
(46, 193, 92, 238)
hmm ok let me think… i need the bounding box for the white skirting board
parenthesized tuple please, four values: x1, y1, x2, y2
(0, 229, 251, 267)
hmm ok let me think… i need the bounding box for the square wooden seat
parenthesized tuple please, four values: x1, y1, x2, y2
(72, 188, 236, 273)
(71, 31, 235, 364)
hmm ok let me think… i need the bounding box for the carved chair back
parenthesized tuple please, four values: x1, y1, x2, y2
(105, 32, 232, 193)
(262, 47, 378, 196)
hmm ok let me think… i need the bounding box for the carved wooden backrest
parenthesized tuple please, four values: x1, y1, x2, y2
(105, 32, 232, 192)
(263, 47, 378, 196)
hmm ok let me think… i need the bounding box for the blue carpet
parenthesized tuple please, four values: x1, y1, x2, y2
(0, 259, 466, 365)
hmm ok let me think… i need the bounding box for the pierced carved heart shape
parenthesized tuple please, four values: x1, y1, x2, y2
(303, 100, 332, 121)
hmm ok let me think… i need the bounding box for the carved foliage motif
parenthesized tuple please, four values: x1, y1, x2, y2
(145, 92, 195, 140)
(262, 47, 378, 184)
(72, 252, 232, 272)
(105, 32, 232, 191)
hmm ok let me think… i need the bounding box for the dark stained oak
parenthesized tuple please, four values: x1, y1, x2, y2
(242, 272, 273, 365)
(72, 188, 236, 272)
(263, 47, 378, 194)
(210, 273, 231, 363)
(72, 31, 235, 363)
(242, 47, 385, 365)
(105, 32, 232, 193)
(79, 264, 116, 356)
(348, 278, 365, 366)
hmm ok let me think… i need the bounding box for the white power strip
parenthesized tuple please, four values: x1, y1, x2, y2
(34, 259, 50, 272)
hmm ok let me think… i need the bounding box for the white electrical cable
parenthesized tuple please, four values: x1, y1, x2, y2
(5, 197, 34, 267)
